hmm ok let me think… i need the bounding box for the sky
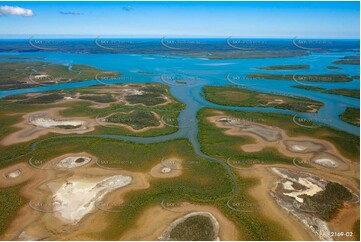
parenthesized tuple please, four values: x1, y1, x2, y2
(0, 1, 359, 38)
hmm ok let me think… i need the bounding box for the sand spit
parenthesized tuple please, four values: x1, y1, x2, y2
(52, 175, 132, 224)
(119, 203, 238, 240)
(1, 108, 96, 146)
(158, 212, 220, 241)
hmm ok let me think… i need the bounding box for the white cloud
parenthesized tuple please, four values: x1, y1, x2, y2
(0, 5, 35, 17)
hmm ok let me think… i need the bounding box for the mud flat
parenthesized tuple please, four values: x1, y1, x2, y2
(1, 108, 96, 146)
(158, 212, 219, 241)
(0, 154, 150, 241)
(311, 152, 349, 170)
(52, 175, 132, 224)
(6, 169, 22, 179)
(227, 118, 282, 142)
(119, 203, 238, 240)
(284, 140, 325, 153)
(0, 163, 35, 188)
(208, 112, 353, 173)
(235, 165, 317, 241)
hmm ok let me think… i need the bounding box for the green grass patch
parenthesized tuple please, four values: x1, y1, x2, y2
(247, 73, 352, 82)
(169, 215, 215, 240)
(339, 107, 360, 127)
(0, 184, 27, 235)
(256, 64, 310, 70)
(293, 85, 360, 99)
(203, 85, 323, 113)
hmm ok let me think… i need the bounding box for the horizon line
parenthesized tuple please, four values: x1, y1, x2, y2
(0, 35, 360, 40)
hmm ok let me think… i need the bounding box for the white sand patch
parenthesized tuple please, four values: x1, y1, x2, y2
(18, 231, 38, 241)
(311, 152, 346, 169)
(284, 140, 325, 153)
(284, 178, 323, 203)
(314, 158, 337, 168)
(217, 117, 233, 123)
(57, 156, 91, 169)
(53, 175, 132, 224)
(161, 167, 172, 173)
(291, 145, 306, 151)
(33, 74, 49, 79)
(6, 169, 22, 178)
(124, 89, 144, 95)
(283, 181, 295, 191)
(272, 168, 324, 203)
(30, 118, 85, 129)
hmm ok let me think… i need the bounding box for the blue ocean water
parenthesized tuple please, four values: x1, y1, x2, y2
(0, 41, 359, 137)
